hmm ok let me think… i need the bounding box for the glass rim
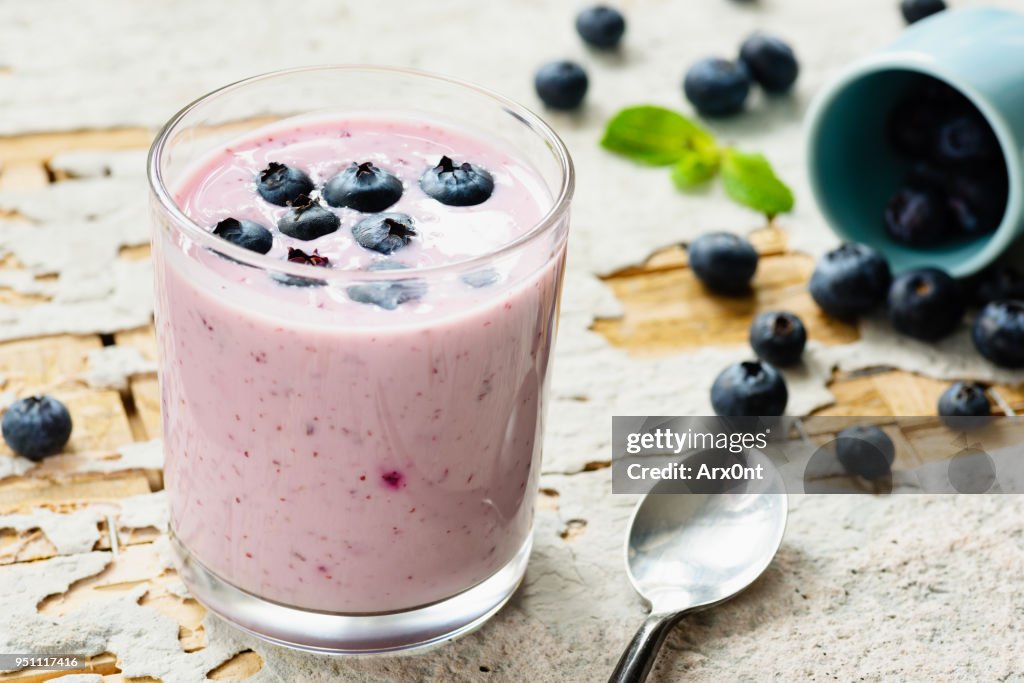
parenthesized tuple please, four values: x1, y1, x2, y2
(146, 64, 575, 283)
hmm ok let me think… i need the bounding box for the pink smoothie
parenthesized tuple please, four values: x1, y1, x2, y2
(155, 115, 566, 613)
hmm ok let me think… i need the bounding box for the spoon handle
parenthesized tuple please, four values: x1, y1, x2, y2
(608, 611, 679, 683)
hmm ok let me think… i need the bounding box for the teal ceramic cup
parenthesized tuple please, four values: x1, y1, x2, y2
(806, 7, 1024, 277)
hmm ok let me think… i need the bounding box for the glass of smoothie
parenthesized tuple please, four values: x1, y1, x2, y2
(146, 66, 573, 653)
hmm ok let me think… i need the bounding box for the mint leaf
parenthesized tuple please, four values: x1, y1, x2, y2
(671, 146, 721, 188)
(719, 148, 794, 217)
(601, 105, 718, 166)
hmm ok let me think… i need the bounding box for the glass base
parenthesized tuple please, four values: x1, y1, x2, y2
(169, 531, 531, 655)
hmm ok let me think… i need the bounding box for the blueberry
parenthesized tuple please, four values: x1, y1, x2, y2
(256, 162, 314, 206)
(937, 382, 992, 429)
(419, 156, 495, 207)
(322, 162, 403, 213)
(900, 0, 946, 24)
(534, 61, 589, 110)
(211, 218, 273, 254)
(972, 300, 1024, 368)
(710, 361, 788, 417)
(883, 187, 953, 246)
(946, 173, 1007, 236)
(810, 243, 892, 320)
(461, 268, 500, 288)
(2, 396, 72, 461)
(575, 5, 626, 49)
(684, 58, 751, 118)
(738, 33, 799, 94)
(969, 264, 1024, 306)
(934, 113, 1000, 168)
(887, 267, 964, 341)
(347, 261, 426, 310)
(688, 232, 758, 296)
(352, 213, 416, 255)
(749, 311, 806, 367)
(273, 247, 330, 287)
(277, 195, 340, 241)
(835, 425, 894, 480)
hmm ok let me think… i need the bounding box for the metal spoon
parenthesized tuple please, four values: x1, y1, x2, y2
(609, 449, 788, 683)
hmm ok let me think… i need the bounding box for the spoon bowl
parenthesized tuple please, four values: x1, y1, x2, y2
(610, 448, 788, 683)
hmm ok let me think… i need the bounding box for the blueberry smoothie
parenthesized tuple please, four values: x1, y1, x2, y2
(154, 114, 567, 614)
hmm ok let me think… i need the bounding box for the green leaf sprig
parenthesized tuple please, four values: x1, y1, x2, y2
(600, 105, 794, 219)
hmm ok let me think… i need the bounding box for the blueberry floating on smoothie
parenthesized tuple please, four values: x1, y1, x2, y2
(212, 218, 274, 254)
(938, 382, 992, 428)
(534, 61, 589, 111)
(738, 33, 799, 94)
(277, 195, 341, 241)
(346, 261, 426, 310)
(710, 360, 788, 417)
(883, 187, 952, 246)
(835, 425, 894, 480)
(887, 267, 964, 341)
(749, 311, 806, 367)
(256, 162, 315, 206)
(810, 243, 892, 320)
(322, 162, 403, 212)
(420, 156, 495, 206)
(683, 58, 751, 118)
(273, 247, 330, 287)
(575, 5, 626, 49)
(688, 232, 758, 296)
(972, 300, 1024, 368)
(352, 213, 416, 255)
(2, 395, 73, 461)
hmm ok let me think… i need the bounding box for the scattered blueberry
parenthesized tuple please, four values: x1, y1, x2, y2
(710, 360, 788, 417)
(969, 264, 1024, 306)
(461, 268, 501, 288)
(809, 243, 892, 320)
(887, 267, 964, 341)
(2, 395, 72, 461)
(934, 113, 1000, 168)
(937, 382, 992, 428)
(347, 261, 426, 310)
(575, 5, 626, 49)
(534, 61, 589, 110)
(352, 213, 416, 255)
(419, 156, 495, 206)
(972, 300, 1024, 368)
(273, 247, 330, 287)
(900, 0, 947, 24)
(883, 187, 953, 246)
(738, 33, 799, 94)
(212, 218, 273, 254)
(749, 311, 806, 367)
(683, 58, 751, 117)
(256, 162, 314, 206)
(835, 425, 894, 480)
(322, 162, 403, 213)
(688, 232, 758, 296)
(277, 195, 340, 241)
